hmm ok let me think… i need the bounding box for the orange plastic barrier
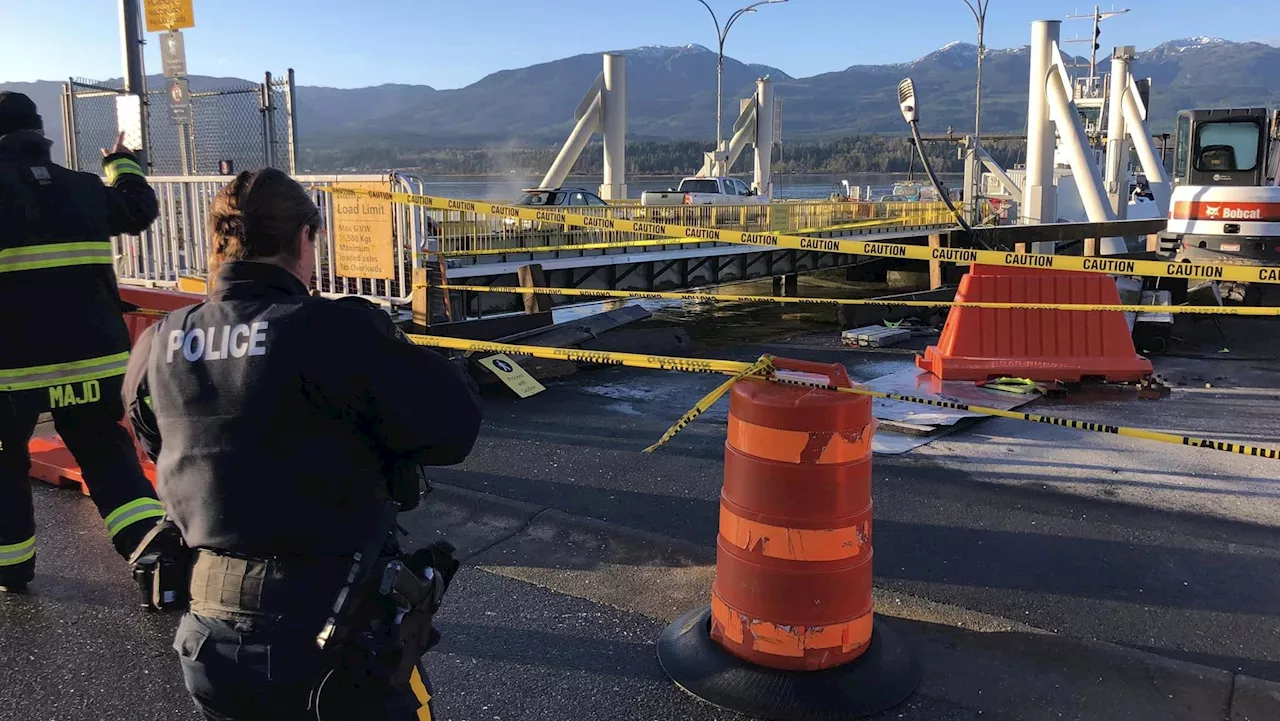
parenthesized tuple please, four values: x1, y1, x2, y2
(120, 286, 205, 345)
(917, 264, 1153, 382)
(713, 358, 874, 671)
(28, 286, 200, 492)
(29, 423, 157, 495)
(657, 358, 918, 719)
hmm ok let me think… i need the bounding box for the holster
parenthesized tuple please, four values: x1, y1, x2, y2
(309, 539, 459, 718)
(128, 518, 193, 612)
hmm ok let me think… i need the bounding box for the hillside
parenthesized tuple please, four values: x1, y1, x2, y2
(5, 37, 1279, 166)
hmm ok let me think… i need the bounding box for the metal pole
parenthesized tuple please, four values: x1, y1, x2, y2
(600, 54, 627, 200)
(716, 39, 724, 170)
(119, 0, 148, 169)
(972, 19, 983, 222)
(1089, 6, 1100, 82)
(262, 71, 277, 169)
(962, 1, 988, 224)
(753, 77, 774, 198)
(1024, 20, 1060, 228)
(61, 81, 79, 170)
(178, 121, 191, 175)
(285, 68, 298, 174)
(695, 1, 787, 176)
(1104, 46, 1132, 217)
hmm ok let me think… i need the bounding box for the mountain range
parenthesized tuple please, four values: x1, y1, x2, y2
(6, 36, 1280, 166)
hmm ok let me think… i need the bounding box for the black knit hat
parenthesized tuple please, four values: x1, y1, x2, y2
(0, 92, 43, 135)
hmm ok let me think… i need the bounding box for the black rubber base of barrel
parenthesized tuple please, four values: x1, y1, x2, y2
(656, 606, 921, 721)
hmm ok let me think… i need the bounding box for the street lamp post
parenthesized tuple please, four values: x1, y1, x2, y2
(961, 0, 990, 223)
(693, 0, 787, 174)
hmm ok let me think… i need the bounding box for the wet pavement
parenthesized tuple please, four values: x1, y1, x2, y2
(3, 311, 1280, 721)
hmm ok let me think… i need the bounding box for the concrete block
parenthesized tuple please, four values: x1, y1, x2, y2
(842, 325, 911, 347)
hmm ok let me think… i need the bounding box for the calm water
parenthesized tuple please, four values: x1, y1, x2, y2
(417, 173, 959, 203)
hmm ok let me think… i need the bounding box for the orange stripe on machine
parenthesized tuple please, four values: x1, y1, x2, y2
(1171, 201, 1280, 222)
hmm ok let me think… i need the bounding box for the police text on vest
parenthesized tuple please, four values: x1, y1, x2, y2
(167, 323, 268, 363)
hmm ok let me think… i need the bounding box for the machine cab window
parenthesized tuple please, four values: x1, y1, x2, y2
(1195, 122, 1260, 172)
(1173, 114, 1191, 184)
(1171, 108, 1270, 187)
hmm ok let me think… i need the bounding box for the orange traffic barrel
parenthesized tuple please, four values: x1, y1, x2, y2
(658, 357, 919, 720)
(714, 357, 874, 671)
(917, 264, 1153, 382)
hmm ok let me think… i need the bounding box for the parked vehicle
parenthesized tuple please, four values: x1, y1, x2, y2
(515, 187, 609, 208)
(507, 187, 609, 229)
(640, 177, 768, 206)
(1158, 107, 1280, 304)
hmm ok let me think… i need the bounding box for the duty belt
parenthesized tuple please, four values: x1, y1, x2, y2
(189, 550, 354, 622)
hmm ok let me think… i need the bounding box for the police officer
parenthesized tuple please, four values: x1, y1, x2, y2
(0, 92, 165, 592)
(121, 167, 483, 720)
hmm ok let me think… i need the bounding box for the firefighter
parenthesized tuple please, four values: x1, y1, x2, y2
(121, 168, 483, 720)
(0, 92, 165, 592)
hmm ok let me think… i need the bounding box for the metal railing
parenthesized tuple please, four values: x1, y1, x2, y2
(434, 199, 955, 256)
(114, 173, 434, 303)
(113, 173, 954, 304)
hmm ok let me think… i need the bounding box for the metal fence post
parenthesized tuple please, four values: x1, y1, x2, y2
(262, 71, 277, 169)
(61, 81, 79, 170)
(285, 68, 298, 174)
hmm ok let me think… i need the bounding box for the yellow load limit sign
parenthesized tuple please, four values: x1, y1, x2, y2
(478, 354, 545, 398)
(144, 0, 195, 32)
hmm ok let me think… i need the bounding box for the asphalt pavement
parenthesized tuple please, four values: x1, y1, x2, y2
(3, 323, 1280, 721)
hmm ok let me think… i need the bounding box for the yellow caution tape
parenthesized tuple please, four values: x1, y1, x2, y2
(404, 333, 1280, 461)
(643, 355, 775, 453)
(436, 283, 1280, 316)
(315, 186, 1280, 285)
(441, 236, 710, 257)
(439, 219, 917, 258)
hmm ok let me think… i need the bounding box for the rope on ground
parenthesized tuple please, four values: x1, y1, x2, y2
(405, 333, 1280, 461)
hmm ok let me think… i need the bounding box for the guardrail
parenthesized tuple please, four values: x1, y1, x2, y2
(434, 199, 955, 257)
(113, 172, 435, 303)
(112, 172, 954, 303)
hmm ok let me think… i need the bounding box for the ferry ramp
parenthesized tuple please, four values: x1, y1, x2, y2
(107, 173, 956, 315)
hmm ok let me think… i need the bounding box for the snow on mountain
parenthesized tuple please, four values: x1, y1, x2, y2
(1161, 36, 1229, 53)
(622, 44, 713, 62)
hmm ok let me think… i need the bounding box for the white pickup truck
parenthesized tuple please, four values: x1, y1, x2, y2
(640, 177, 768, 206)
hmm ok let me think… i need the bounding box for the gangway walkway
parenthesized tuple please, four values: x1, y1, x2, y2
(109, 173, 956, 311)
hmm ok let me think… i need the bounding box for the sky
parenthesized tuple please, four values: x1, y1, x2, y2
(2, 0, 1279, 89)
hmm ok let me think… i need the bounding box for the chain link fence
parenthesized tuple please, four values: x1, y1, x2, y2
(61, 72, 296, 176)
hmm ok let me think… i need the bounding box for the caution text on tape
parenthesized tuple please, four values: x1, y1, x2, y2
(436, 283, 1280, 317)
(405, 333, 1280, 462)
(315, 186, 1280, 285)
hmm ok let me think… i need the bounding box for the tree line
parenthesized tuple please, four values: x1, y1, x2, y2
(299, 135, 1030, 176)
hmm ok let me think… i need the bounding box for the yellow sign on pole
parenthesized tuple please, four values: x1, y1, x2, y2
(478, 354, 546, 398)
(332, 182, 396, 280)
(144, 0, 195, 32)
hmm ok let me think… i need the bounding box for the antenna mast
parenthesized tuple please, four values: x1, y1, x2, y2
(1064, 5, 1129, 84)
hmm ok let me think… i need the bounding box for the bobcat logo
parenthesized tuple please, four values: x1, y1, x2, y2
(1204, 206, 1221, 219)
